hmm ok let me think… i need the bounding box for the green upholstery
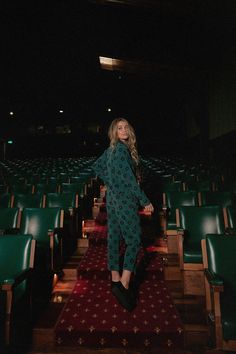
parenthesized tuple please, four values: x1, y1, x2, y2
(205, 234, 236, 341)
(45, 192, 77, 210)
(165, 191, 198, 229)
(201, 191, 235, 208)
(34, 183, 58, 194)
(0, 193, 12, 208)
(178, 206, 225, 263)
(45, 193, 79, 260)
(9, 184, 33, 194)
(0, 234, 35, 344)
(226, 205, 236, 229)
(60, 182, 84, 195)
(12, 193, 43, 210)
(0, 208, 19, 233)
(186, 180, 213, 191)
(70, 175, 88, 184)
(19, 208, 62, 272)
(159, 180, 183, 192)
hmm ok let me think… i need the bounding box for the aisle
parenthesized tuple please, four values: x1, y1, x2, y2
(54, 222, 184, 350)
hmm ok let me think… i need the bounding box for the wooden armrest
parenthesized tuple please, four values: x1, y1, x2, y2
(205, 269, 224, 292)
(0, 268, 32, 289)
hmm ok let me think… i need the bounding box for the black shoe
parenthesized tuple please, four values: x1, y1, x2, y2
(111, 281, 136, 312)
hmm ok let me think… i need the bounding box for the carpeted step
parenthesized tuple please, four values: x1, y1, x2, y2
(88, 224, 108, 246)
(55, 278, 184, 350)
(77, 245, 164, 281)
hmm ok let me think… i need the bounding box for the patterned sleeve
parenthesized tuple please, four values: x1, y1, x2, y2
(117, 144, 150, 207)
(92, 150, 108, 184)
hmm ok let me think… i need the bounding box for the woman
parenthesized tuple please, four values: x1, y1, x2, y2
(92, 118, 154, 311)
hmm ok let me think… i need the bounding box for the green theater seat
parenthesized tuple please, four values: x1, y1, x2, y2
(0, 235, 36, 345)
(162, 191, 199, 253)
(45, 193, 80, 260)
(200, 191, 236, 208)
(177, 205, 225, 295)
(19, 208, 64, 274)
(201, 234, 236, 351)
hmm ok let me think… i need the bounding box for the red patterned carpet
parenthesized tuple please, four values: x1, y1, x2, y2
(54, 222, 184, 350)
(55, 278, 183, 349)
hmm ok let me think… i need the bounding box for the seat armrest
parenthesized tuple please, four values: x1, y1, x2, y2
(205, 269, 224, 291)
(0, 268, 32, 289)
(224, 227, 236, 236)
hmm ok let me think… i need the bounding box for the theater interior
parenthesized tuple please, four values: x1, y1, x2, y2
(1, 1, 236, 354)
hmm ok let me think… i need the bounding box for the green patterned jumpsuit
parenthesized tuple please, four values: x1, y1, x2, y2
(93, 141, 150, 272)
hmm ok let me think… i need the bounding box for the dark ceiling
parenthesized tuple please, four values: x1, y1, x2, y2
(1, 1, 236, 138)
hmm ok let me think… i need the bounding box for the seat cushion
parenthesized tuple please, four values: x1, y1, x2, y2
(183, 243, 203, 263)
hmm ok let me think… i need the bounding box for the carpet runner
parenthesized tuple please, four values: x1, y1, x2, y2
(77, 244, 164, 281)
(54, 221, 184, 350)
(55, 278, 183, 349)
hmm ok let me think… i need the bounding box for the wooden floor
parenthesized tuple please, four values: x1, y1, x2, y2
(5, 225, 230, 354)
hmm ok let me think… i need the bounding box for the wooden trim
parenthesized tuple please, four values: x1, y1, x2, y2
(162, 192, 166, 206)
(183, 263, 204, 270)
(42, 194, 46, 208)
(222, 340, 236, 351)
(223, 207, 228, 229)
(60, 210, 64, 228)
(30, 239, 36, 268)
(10, 195, 14, 208)
(177, 232, 184, 269)
(198, 192, 202, 206)
(176, 208, 180, 227)
(75, 193, 79, 209)
(49, 230, 54, 271)
(17, 209, 22, 229)
(201, 239, 211, 311)
(201, 239, 208, 269)
(166, 229, 178, 236)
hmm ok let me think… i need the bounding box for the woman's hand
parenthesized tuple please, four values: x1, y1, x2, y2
(144, 203, 154, 213)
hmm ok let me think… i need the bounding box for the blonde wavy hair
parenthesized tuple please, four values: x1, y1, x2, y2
(108, 118, 139, 165)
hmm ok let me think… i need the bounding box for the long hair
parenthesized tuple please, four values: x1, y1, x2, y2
(108, 118, 139, 165)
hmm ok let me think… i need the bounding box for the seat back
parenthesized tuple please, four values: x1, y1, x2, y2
(165, 191, 199, 226)
(60, 182, 83, 194)
(205, 234, 236, 294)
(177, 206, 225, 246)
(12, 193, 44, 210)
(159, 180, 183, 192)
(19, 208, 62, 244)
(34, 183, 58, 194)
(0, 208, 19, 231)
(0, 234, 34, 276)
(9, 184, 33, 194)
(200, 191, 235, 208)
(185, 179, 214, 191)
(45, 192, 78, 210)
